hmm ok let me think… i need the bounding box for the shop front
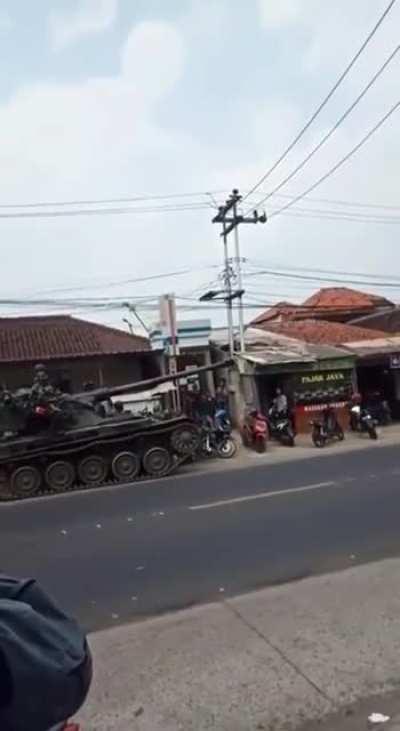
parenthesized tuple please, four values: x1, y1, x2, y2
(291, 364, 354, 432)
(348, 342, 400, 420)
(252, 352, 355, 433)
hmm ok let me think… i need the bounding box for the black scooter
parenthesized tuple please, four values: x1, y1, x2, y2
(268, 408, 295, 447)
(311, 407, 344, 448)
(349, 404, 378, 440)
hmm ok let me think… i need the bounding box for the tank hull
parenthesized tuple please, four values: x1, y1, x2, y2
(0, 415, 200, 500)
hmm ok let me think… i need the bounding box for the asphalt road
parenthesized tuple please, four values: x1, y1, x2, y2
(1, 444, 400, 631)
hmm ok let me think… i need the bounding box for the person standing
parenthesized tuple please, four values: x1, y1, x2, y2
(272, 387, 288, 415)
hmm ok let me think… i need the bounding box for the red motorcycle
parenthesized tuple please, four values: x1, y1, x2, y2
(241, 410, 269, 453)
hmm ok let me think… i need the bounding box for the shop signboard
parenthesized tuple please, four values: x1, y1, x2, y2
(293, 369, 353, 404)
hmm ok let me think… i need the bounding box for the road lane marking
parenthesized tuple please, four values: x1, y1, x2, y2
(188, 481, 336, 511)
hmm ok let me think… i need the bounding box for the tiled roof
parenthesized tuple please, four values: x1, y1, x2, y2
(303, 287, 394, 311)
(0, 315, 149, 363)
(250, 301, 308, 326)
(259, 319, 388, 346)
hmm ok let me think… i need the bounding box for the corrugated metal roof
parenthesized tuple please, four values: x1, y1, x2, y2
(342, 335, 400, 357)
(236, 328, 351, 368)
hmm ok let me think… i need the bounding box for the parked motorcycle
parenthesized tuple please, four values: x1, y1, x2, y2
(349, 404, 378, 440)
(268, 407, 295, 447)
(311, 406, 344, 448)
(241, 410, 268, 453)
(201, 412, 237, 459)
(364, 398, 391, 426)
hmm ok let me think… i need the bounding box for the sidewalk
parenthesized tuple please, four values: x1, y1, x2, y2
(183, 422, 400, 479)
(78, 556, 400, 730)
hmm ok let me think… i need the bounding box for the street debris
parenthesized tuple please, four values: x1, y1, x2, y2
(349, 554, 356, 560)
(219, 587, 225, 593)
(368, 713, 390, 724)
(111, 613, 119, 620)
(134, 707, 144, 718)
(127, 517, 133, 522)
(60, 529, 68, 536)
(96, 523, 102, 529)
(131, 596, 138, 602)
(136, 565, 145, 571)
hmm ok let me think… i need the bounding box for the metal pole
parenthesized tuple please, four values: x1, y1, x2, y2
(167, 294, 181, 412)
(232, 197, 245, 352)
(222, 222, 234, 356)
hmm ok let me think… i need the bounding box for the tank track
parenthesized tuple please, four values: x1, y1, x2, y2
(0, 452, 191, 503)
(0, 420, 198, 502)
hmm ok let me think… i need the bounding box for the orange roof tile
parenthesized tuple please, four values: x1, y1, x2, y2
(303, 287, 393, 311)
(250, 302, 308, 326)
(0, 315, 149, 363)
(259, 319, 388, 346)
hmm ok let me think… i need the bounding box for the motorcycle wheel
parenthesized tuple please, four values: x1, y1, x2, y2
(284, 428, 295, 447)
(255, 436, 267, 453)
(217, 437, 237, 459)
(312, 430, 325, 448)
(336, 427, 345, 441)
(368, 425, 378, 440)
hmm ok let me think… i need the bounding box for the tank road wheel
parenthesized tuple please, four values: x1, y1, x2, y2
(111, 451, 140, 482)
(170, 424, 200, 455)
(0, 469, 9, 495)
(143, 447, 172, 478)
(78, 455, 107, 486)
(11, 466, 41, 498)
(45, 461, 75, 492)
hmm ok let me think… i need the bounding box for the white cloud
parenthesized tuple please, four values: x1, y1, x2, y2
(0, 18, 200, 305)
(122, 22, 185, 101)
(0, 20, 186, 191)
(0, 10, 13, 32)
(258, 0, 301, 29)
(49, 0, 118, 50)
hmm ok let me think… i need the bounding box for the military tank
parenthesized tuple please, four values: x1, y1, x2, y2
(0, 361, 230, 500)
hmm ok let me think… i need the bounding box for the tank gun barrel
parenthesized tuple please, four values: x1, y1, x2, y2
(74, 359, 233, 401)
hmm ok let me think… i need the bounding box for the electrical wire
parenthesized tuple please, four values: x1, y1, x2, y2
(277, 205, 400, 221)
(1, 186, 399, 218)
(242, 0, 398, 204)
(0, 190, 226, 210)
(278, 209, 400, 225)
(0, 201, 212, 220)
(245, 259, 400, 282)
(252, 191, 400, 212)
(244, 43, 400, 215)
(244, 201, 400, 223)
(27, 264, 220, 296)
(267, 99, 400, 218)
(244, 267, 400, 289)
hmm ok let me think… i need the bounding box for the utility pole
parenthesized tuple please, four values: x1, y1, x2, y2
(212, 189, 267, 352)
(200, 195, 243, 356)
(222, 219, 235, 357)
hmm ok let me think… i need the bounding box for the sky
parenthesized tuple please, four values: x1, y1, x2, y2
(0, 0, 399, 333)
